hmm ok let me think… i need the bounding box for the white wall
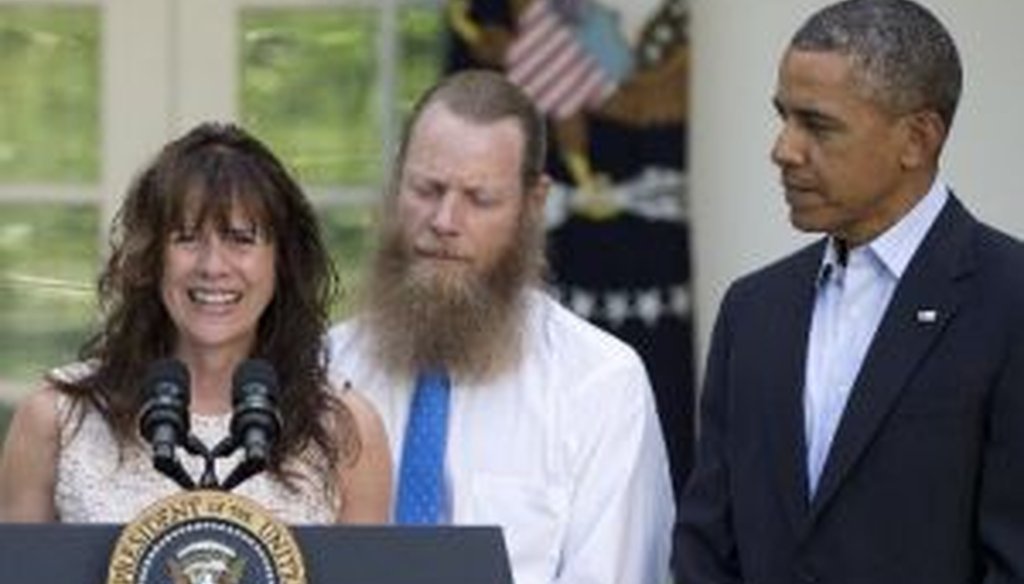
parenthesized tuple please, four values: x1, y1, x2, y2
(689, 0, 1024, 379)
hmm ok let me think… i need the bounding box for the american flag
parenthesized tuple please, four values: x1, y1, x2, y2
(505, 0, 627, 120)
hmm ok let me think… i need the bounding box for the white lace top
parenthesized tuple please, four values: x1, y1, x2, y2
(52, 370, 338, 525)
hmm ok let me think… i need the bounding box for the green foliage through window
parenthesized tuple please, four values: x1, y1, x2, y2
(0, 204, 98, 386)
(241, 8, 382, 186)
(0, 6, 100, 182)
(399, 6, 444, 118)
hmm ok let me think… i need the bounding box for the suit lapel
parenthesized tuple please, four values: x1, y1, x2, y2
(763, 241, 824, 533)
(806, 197, 976, 524)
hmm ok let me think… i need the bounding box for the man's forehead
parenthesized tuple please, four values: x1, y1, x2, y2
(402, 113, 525, 189)
(779, 49, 858, 86)
(402, 161, 521, 196)
(775, 49, 871, 109)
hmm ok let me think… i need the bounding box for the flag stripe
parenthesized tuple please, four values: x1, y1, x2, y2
(535, 58, 593, 114)
(505, 0, 617, 118)
(507, 27, 574, 87)
(521, 40, 586, 100)
(507, 5, 561, 63)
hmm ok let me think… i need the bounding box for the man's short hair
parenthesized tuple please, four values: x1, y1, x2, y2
(397, 69, 547, 190)
(790, 0, 962, 130)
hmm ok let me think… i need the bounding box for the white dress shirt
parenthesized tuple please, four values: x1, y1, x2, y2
(804, 179, 949, 493)
(327, 290, 675, 584)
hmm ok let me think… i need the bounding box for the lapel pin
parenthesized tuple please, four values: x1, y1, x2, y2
(916, 309, 939, 323)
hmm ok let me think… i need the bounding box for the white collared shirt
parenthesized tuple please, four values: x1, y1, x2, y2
(804, 180, 949, 494)
(327, 290, 675, 584)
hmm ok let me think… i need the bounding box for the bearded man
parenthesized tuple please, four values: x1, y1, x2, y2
(327, 69, 674, 584)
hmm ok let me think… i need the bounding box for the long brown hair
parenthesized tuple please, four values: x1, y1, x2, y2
(53, 122, 356, 482)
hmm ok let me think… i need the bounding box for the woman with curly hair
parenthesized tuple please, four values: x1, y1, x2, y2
(0, 122, 391, 523)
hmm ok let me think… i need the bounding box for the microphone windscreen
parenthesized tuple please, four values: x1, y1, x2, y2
(139, 358, 191, 448)
(232, 358, 278, 404)
(144, 358, 190, 399)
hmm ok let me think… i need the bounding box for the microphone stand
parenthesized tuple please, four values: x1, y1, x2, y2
(208, 435, 269, 491)
(152, 449, 196, 490)
(154, 434, 268, 492)
(182, 436, 220, 489)
(221, 457, 266, 491)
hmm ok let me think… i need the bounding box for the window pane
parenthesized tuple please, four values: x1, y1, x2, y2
(241, 8, 380, 186)
(319, 205, 374, 319)
(0, 204, 98, 401)
(0, 6, 100, 182)
(398, 5, 443, 118)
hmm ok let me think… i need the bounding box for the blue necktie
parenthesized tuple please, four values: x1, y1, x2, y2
(395, 370, 451, 524)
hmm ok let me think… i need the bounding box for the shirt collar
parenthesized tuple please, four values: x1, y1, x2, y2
(818, 177, 949, 284)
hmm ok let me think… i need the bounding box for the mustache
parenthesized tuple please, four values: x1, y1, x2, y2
(413, 243, 469, 261)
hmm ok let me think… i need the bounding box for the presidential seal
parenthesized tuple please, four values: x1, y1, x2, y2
(106, 490, 306, 584)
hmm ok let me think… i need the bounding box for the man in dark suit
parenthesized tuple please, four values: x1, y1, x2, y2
(675, 1, 1024, 583)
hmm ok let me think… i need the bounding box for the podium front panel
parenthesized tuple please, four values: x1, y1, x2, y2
(0, 523, 512, 584)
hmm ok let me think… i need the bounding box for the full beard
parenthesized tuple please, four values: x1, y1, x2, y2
(360, 207, 545, 384)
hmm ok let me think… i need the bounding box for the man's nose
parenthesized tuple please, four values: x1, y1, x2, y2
(430, 191, 462, 235)
(771, 122, 807, 168)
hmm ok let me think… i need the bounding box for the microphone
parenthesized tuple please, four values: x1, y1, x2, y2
(139, 358, 195, 489)
(221, 359, 282, 490)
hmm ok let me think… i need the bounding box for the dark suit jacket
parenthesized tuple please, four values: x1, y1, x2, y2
(676, 196, 1024, 584)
